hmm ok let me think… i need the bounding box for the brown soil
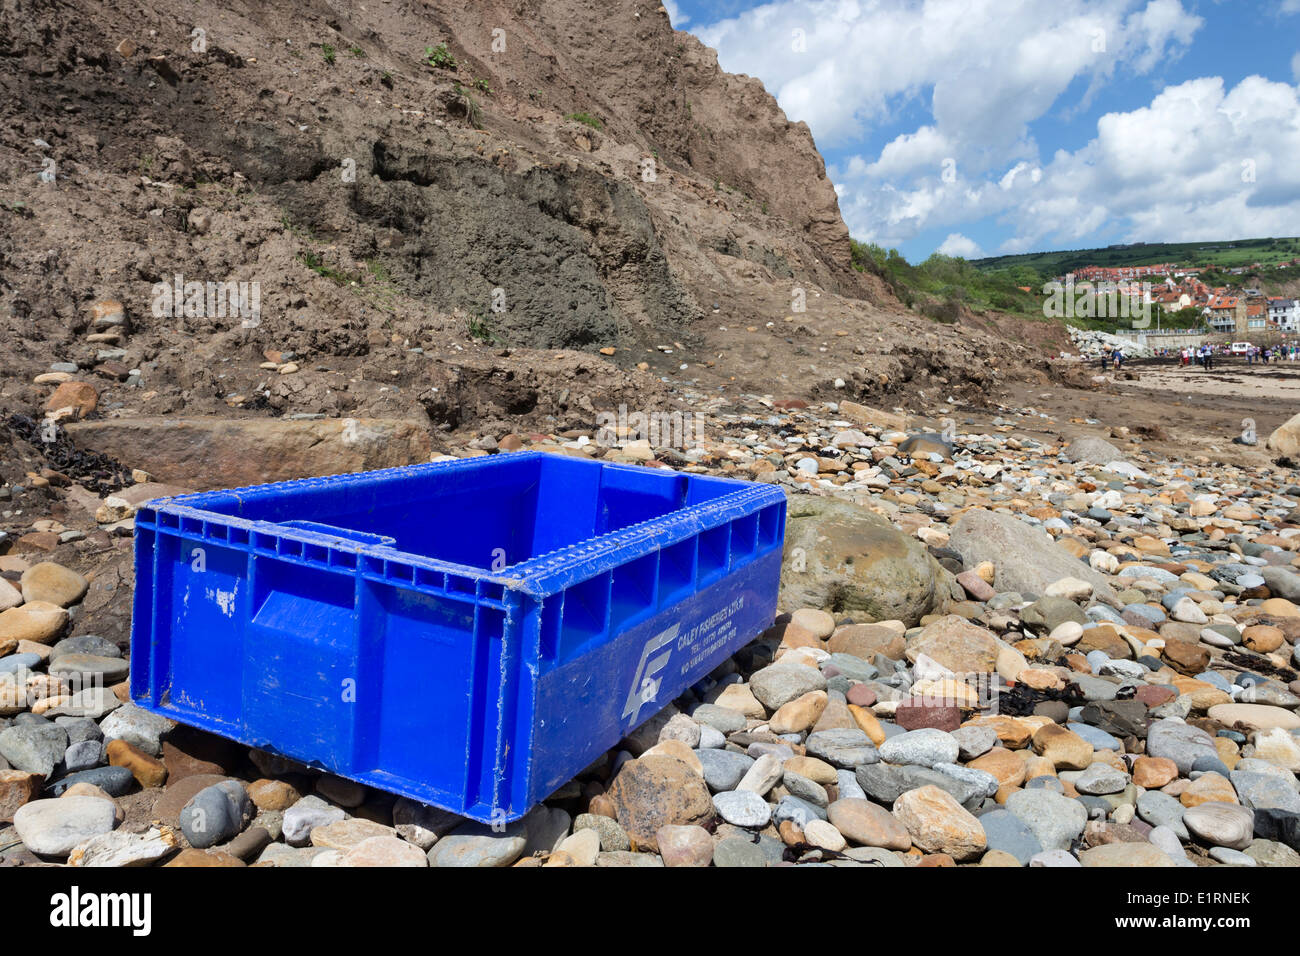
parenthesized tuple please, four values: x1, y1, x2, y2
(0, 0, 1050, 452)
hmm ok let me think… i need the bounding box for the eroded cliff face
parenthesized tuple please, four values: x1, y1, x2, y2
(0, 0, 1041, 435)
(474, 0, 856, 273)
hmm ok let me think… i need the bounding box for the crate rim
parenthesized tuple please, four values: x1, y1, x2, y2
(135, 450, 788, 599)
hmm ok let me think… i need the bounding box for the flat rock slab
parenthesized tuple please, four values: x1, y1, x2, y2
(49, 654, 130, 683)
(15, 796, 119, 857)
(69, 827, 178, 867)
(1183, 802, 1255, 850)
(1208, 704, 1300, 732)
(428, 832, 527, 867)
(1078, 843, 1180, 866)
(20, 563, 89, 608)
(64, 417, 432, 491)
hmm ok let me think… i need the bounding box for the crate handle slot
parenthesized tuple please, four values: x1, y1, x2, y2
(279, 520, 397, 547)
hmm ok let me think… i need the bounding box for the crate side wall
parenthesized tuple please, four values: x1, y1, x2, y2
(128, 510, 510, 816)
(528, 547, 783, 805)
(129, 515, 159, 703)
(523, 495, 787, 807)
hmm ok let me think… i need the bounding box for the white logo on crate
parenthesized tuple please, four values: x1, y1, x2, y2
(205, 583, 238, 617)
(621, 624, 677, 725)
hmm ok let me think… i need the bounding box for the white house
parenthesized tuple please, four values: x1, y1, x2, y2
(1269, 297, 1300, 332)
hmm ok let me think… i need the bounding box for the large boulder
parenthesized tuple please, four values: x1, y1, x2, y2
(1062, 436, 1126, 464)
(905, 616, 1000, 673)
(947, 509, 1118, 605)
(1266, 412, 1300, 457)
(781, 496, 957, 626)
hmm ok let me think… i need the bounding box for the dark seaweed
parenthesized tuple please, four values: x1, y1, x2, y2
(6, 413, 130, 494)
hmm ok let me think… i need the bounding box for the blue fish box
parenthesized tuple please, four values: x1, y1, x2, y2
(130, 451, 786, 822)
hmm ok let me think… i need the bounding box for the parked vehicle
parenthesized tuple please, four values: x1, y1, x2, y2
(1230, 341, 1252, 355)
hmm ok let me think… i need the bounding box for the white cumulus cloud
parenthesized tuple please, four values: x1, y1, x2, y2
(695, 0, 1225, 249)
(698, 0, 1202, 160)
(831, 73, 1300, 253)
(936, 233, 983, 258)
(1005, 75, 1300, 248)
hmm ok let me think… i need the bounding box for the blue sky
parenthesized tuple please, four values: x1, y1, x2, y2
(665, 0, 1300, 262)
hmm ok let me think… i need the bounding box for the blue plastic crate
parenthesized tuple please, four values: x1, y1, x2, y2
(130, 451, 786, 822)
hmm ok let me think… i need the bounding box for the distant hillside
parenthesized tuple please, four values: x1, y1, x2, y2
(971, 237, 1300, 277)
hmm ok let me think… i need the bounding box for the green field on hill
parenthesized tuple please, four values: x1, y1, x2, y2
(850, 236, 1300, 337)
(970, 236, 1300, 276)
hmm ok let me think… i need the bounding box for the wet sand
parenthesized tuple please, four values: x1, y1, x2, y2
(997, 358, 1300, 470)
(1130, 360, 1300, 402)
